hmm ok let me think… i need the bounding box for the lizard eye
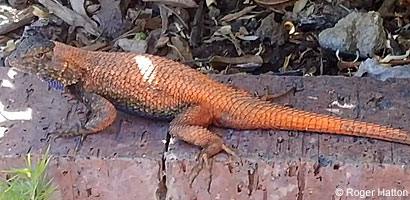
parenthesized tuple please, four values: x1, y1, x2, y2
(34, 52, 45, 60)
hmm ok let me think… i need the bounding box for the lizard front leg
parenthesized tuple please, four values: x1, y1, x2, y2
(51, 84, 117, 144)
(169, 105, 237, 185)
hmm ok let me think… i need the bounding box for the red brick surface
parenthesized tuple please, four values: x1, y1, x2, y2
(1, 68, 409, 199)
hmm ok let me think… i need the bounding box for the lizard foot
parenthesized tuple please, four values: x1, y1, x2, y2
(47, 122, 90, 151)
(189, 143, 241, 187)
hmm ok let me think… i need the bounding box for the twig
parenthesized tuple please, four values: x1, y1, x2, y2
(0, 6, 35, 35)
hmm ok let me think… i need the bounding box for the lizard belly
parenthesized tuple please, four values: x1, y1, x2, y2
(97, 85, 191, 120)
(110, 97, 190, 120)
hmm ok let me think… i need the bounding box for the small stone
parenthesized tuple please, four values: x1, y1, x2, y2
(318, 11, 386, 57)
(116, 38, 147, 54)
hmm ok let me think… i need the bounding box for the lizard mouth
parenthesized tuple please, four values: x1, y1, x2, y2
(4, 54, 32, 74)
(4, 56, 22, 71)
(4, 50, 20, 69)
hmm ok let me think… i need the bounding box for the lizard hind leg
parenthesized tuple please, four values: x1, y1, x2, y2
(169, 105, 238, 186)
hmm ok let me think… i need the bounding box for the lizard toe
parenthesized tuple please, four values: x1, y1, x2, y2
(222, 144, 242, 166)
(189, 153, 206, 188)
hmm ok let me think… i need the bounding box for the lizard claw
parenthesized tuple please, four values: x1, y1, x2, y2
(222, 144, 242, 166)
(46, 124, 66, 142)
(189, 151, 208, 188)
(188, 144, 241, 188)
(47, 122, 90, 151)
(48, 122, 80, 138)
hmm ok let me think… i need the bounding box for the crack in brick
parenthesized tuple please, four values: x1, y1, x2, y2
(156, 160, 167, 200)
(157, 128, 171, 200)
(296, 163, 306, 200)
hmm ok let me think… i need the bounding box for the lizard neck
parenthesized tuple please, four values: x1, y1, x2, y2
(51, 42, 89, 86)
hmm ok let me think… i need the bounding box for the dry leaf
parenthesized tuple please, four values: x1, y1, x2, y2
(380, 50, 410, 63)
(7, 0, 28, 9)
(168, 36, 192, 61)
(236, 35, 259, 41)
(220, 5, 256, 22)
(236, 26, 259, 41)
(253, 0, 296, 6)
(210, 55, 263, 64)
(142, 0, 198, 8)
(159, 4, 170, 34)
(256, 12, 288, 45)
(32, 5, 49, 18)
(86, 4, 100, 14)
(70, 0, 88, 16)
(206, 0, 217, 7)
(154, 36, 169, 49)
(38, 0, 100, 36)
(2, 40, 16, 53)
(210, 55, 263, 72)
(81, 40, 108, 51)
(216, 25, 232, 35)
(93, 0, 131, 38)
(292, 0, 308, 13)
(206, 25, 245, 55)
(253, 0, 297, 10)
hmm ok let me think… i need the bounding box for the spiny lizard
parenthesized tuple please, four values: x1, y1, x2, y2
(6, 31, 410, 169)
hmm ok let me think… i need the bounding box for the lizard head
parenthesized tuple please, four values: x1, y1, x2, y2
(6, 29, 80, 86)
(6, 31, 56, 77)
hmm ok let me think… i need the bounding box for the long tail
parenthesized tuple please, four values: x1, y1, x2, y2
(195, 74, 409, 145)
(228, 99, 410, 144)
